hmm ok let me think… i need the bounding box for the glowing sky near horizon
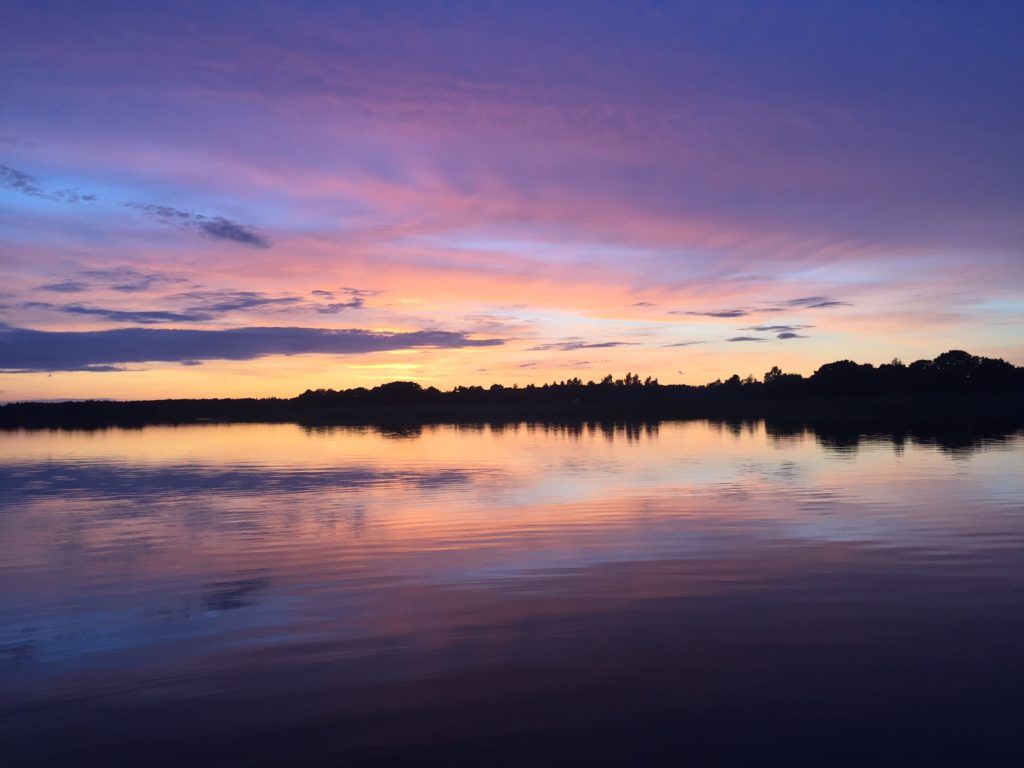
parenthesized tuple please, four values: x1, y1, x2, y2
(1, 1, 1022, 400)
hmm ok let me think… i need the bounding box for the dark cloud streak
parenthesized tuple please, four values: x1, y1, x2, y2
(674, 308, 750, 318)
(662, 340, 705, 347)
(38, 280, 89, 293)
(129, 203, 270, 248)
(0, 324, 503, 372)
(783, 296, 850, 309)
(741, 324, 814, 333)
(1, 164, 96, 203)
(528, 340, 638, 351)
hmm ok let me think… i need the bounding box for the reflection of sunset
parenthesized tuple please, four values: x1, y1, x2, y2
(4, 418, 1024, 764)
(4, 423, 1021, 586)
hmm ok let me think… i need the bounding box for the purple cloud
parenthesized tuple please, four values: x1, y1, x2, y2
(0, 324, 503, 372)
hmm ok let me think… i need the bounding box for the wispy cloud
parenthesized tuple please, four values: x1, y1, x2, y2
(528, 340, 638, 351)
(79, 269, 189, 293)
(728, 330, 809, 342)
(38, 269, 188, 295)
(37, 280, 89, 293)
(741, 324, 814, 333)
(21, 284, 374, 326)
(169, 289, 302, 314)
(675, 297, 849, 319)
(674, 308, 751, 318)
(26, 303, 216, 324)
(129, 204, 270, 248)
(1, 164, 96, 203)
(783, 296, 849, 309)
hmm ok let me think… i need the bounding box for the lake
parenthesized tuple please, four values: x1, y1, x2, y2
(2, 419, 1023, 765)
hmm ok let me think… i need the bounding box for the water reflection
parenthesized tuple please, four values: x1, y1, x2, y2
(1, 419, 1023, 765)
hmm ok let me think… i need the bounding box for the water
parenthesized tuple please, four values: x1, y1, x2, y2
(2, 420, 1023, 766)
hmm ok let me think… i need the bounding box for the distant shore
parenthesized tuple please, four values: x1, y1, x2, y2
(2, 392, 1023, 432)
(4, 350, 1021, 433)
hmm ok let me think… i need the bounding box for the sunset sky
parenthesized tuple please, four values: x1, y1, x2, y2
(2, 1, 1022, 401)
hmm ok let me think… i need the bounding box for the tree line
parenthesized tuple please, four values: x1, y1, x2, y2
(296, 350, 1024, 407)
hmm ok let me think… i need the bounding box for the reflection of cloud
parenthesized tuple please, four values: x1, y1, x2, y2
(0, 462, 478, 499)
(129, 203, 270, 248)
(202, 577, 270, 612)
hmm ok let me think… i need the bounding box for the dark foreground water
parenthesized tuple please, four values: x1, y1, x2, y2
(1, 420, 1023, 766)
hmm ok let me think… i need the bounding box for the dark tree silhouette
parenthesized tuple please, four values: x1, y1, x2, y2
(1, 350, 1021, 429)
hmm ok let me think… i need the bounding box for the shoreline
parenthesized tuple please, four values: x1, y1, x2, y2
(2, 393, 1023, 431)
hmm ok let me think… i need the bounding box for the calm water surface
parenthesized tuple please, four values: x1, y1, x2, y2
(2, 420, 1023, 765)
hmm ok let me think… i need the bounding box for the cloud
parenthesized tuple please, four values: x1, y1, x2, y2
(52, 304, 215, 324)
(0, 324, 503, 372)
(175, 288, 367, 316)
(662, 340, 705, 347)
(741, 324, 814, 333)
(632, 301, 655, 307)
(200, 218, 270, 247)
(676, 297, 849, 319)
(38, 280, 89, 293)
(170, 289, 302, 314)
(528, 340, 638, 351)
(459, 313, 536, 337)
(777, 332, 808, 339)
(0, 165, 40, 196)
(79, 268, 188, 293)
(726, 336, 768, 342)
(18, 284, 374, 327)
(309, 287, 378, 313)
(316, 301, 363, 313)
(129, 204, 270, 248)
(1, 164, 96, 203)
(782, 296, 850, 309)
(674, 308, 750, 318)
(38, 269, 189, 294)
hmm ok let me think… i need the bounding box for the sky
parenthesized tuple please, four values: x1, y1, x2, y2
(1, 0, 1022, 400)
